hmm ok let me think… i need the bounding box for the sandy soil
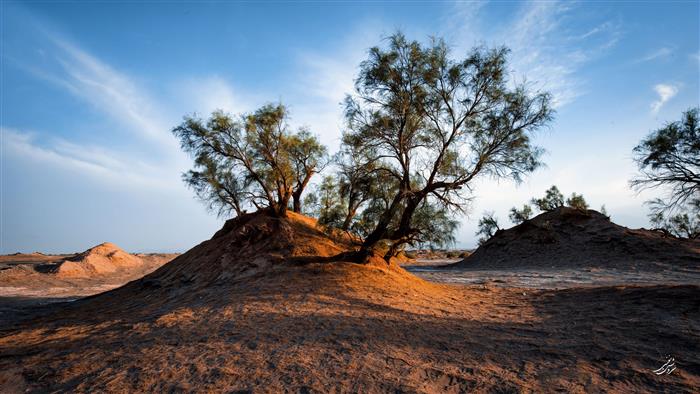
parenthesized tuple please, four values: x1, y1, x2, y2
(1, 265, 697, 393)
(0, 213, 697, 392)
(0, 250, 177, 326)
(454, 207, 700, 271)
(406, 260, 700, 289)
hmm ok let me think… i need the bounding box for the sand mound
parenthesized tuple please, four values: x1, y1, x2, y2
(453, 207, 700, 270)
(66, 210, 423, 314)
(1, 210, 699, 392)
(53, 242, 143, 278)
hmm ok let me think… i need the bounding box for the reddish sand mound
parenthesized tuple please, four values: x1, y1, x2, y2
(66, 210, 419, 314)
(52, 242, 144, 278)
(453, 207, 700, 270)
(1, 211, 698, 392)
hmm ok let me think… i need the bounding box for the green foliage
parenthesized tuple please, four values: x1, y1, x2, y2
(182, 154, 248, 218)
(476, 211, 500, 245)
(301, 191, 319, 217)
(649, 201, 700, 238)
(631, 107, 700, 214)
(566, 193, 589, 210)
(411, 202, 460, 249)
(341, 32, 552, 255)
(631, 107, 700, 238)
(508, 204, 533, 224)
(531, 185, 564, 212)
(333, 144, 390, 232)
(173, 104, 327, 218)
(288, 129, 329, 212)
(315, 175, 346, 228)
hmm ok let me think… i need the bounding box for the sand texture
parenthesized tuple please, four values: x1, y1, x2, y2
(0, 212, 697, 392)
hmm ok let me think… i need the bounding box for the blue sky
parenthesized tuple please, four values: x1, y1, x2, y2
(1, 1, 698, 253)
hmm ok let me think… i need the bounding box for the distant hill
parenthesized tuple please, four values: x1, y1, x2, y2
(52, 242, 144, 278)
(451, 207, 700, 270)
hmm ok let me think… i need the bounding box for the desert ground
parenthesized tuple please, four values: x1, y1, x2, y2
(0, 246, 177, 326)
(0, 211, 698, 393)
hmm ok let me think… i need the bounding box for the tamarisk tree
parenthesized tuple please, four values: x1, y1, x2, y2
(342, 33, 553, 258)
(173, 104, 327, 218)
(631, 107, 700, 238)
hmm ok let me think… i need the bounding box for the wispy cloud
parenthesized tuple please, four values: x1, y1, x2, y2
(3, 29, 197, 193)
(691, 51, 700, 64)
(174, 76, 259, 116)
(446, 1, 621, 107)
(2, 128, 176, 190)
(650, 83, 679, 114)
(40, 38, 176, 151)
(578, 21, 615, 39)
(635, 47, 674, 63)
(293, 22, 386, 150)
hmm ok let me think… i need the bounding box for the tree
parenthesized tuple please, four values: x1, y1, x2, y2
(566, 193, 589, 210)
(412, 202, 460, 249)
(333, 144, 382, 231)
(476, 212, 500, 245)
(342, 32, 553, 259)
(315, 175, 346, 228)
(508, 204, 533, 224)
(182, 154, 247, 217)
(631, 108, 700, 238)
(288, 129, 329, 213)
(631, 107, 700, 215)
(649, 207, 700, 238)
(173, 104, 327, 218)
(531, 185, 564, 212)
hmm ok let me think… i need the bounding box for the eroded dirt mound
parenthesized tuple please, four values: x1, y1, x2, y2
(52, 242, 143, 277)
(61, 210, 415, 316)
(454, 207, 700, 270)
(1, 211, 697, 392)
(0, 245, 175, 307)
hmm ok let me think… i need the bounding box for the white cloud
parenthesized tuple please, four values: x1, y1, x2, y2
(2, 128, 178, 190)
(446, 1, 621, 107)
(691, 51, 700, 64)
(650, 83, 679, 114)
(636, 47, 674, 63)
(578, 21, 615, 39)
(5, 31, 205, 193)
(292, 22, 386, 151)
(24, 37, 177, 153)
(175, 76, 260, 116)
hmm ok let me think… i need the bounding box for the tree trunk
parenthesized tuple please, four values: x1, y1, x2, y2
(393, 196, 420, 241)
(292, 172, 313, 214)
(361, 192, 404, 251)
(341, 206, 358, 231)
(277, 190, 292, 218)
(292, 195, 301, 213)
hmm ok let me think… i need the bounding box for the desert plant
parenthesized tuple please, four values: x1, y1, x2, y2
(341, 32, 552, 258)
(566, 193, 589, 210)
(631, 107, 700, 215)
(531, 185, 565, 212)
(631, 107, 700, 238)
(509, 204, 533, 224)
(476, 212, 501, 245)
(173, 104, 328, 218)
(649, 204, 700, 238)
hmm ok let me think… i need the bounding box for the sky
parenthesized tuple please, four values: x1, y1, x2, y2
(1, 1, 698, 253)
